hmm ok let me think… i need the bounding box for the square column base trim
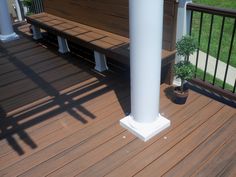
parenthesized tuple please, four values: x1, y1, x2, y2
(120, 114, 170, 142)
(0, 33, 19, 42)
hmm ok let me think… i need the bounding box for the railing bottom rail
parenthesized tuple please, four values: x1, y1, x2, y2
(190, 78, 236, 101)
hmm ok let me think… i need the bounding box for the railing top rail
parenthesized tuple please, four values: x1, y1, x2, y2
(187, 3, 236, 18)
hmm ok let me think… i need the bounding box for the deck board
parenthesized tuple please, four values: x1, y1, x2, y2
(0, 24, 235, 177)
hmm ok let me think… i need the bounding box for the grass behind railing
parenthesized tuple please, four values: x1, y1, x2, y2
(194, 66, 234, 92)
(191, 0, 236, 67)
(193, 0, 236, 9)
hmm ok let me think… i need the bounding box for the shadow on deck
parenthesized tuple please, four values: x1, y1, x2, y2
(0, 23, 235, 177)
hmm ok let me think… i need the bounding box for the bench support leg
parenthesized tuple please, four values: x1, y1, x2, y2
(94, 51, 108, 72)
(57, 36, 70, 54)
(31, 25, 42, 40)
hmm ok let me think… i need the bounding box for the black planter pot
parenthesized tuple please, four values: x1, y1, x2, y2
(173, 87, 189, 104)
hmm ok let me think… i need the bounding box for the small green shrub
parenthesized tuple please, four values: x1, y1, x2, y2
(176, 35, 197, 59)
(174, 61, 195, 92)
(175, 35, 197, 92)
(22, 0, 32, 8)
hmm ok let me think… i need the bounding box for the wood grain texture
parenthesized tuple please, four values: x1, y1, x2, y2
(1, 21, 235, 177)
(42, 0, 178, 50)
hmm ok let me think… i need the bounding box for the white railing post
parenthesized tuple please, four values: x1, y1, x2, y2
(94, 51, 109, 72)
(176, 0, 192, 42)
(176, 0, 192, 41)
(14, 0, 23, 21)
(0, 0, 19, 42)
(174, 0, 192, 85)
(120, 0, 170, 142)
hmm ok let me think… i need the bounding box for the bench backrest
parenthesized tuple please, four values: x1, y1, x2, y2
(43, 0, 178, 51)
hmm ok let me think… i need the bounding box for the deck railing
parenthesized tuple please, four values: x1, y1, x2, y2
(186, 3, 236, 100)
(30, 0, 44, 14)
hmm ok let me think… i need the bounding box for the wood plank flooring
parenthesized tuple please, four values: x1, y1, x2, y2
(0, 25, 235, 177)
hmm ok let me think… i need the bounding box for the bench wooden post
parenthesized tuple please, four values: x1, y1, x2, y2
(31, 25, 42, 40)
(94, 51, 109, 72)
(57, 36, 70, 54)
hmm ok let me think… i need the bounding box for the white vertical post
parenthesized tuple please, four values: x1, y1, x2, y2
(94, 51, 109, 72)
(120, 0, 170, 142)
(176, 0, 192, 60)
(0, 0, 19, 42)
(31, 25, 42, 40)
(57, 36, 70, 53)
(14, 0, 23, 21)
(174, 0, 192, 86)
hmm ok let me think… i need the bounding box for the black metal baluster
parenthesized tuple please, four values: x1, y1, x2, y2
(213, 17, 225, 85)
(189, 10, 193, 36)
(39, 0, 43, 13)
(187, 10, 194, 62)
(32, 0, 35, 14)
(195, 12, 204, 78)
(203, 14, 214, 81)
(233, 79, 236, 93)
(223, 19, 236, 89)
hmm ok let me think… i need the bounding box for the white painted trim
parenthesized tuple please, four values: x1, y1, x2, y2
(120, 114, 170, 142)
(14, 0, 23, 21)
(57, 36, 70, 53)
(176, 0, 192, 42)
(94, 51, 108, 72)
(0, 33, 19, 42)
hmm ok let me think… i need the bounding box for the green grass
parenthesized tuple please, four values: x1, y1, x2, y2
(194, 67, 234, 92)
(191, 0, 236, 67)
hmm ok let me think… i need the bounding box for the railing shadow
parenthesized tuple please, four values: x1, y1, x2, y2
(0, 27, 130, 155)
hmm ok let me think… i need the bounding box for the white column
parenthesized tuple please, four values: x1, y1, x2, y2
(0, 0, 19, 42)
(120, 0, 170, 142)
(57, 36, 70, 53)
(94, 51, 109, 72)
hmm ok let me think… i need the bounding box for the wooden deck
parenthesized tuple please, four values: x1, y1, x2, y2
(0, 25, 236, 177)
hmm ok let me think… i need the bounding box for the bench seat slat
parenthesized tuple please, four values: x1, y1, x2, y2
(27, 12, 175, 61)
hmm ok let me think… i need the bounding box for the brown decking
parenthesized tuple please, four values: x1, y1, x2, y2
(0, 28, 236, 177)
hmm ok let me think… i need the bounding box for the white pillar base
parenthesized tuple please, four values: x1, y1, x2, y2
(0, 32, 19, 42)
(57, 36, 70, 53)
(120, 114, 170, 142)
(94, 51, 108, 72)
(31, 25, 42, 40)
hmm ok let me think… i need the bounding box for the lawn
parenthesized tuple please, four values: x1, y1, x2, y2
(191, 0, 236, 67)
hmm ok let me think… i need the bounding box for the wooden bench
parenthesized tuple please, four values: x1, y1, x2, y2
(26, 0, 178, 84)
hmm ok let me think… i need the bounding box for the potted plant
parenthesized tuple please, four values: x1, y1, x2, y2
(173, 35, 197, 104)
